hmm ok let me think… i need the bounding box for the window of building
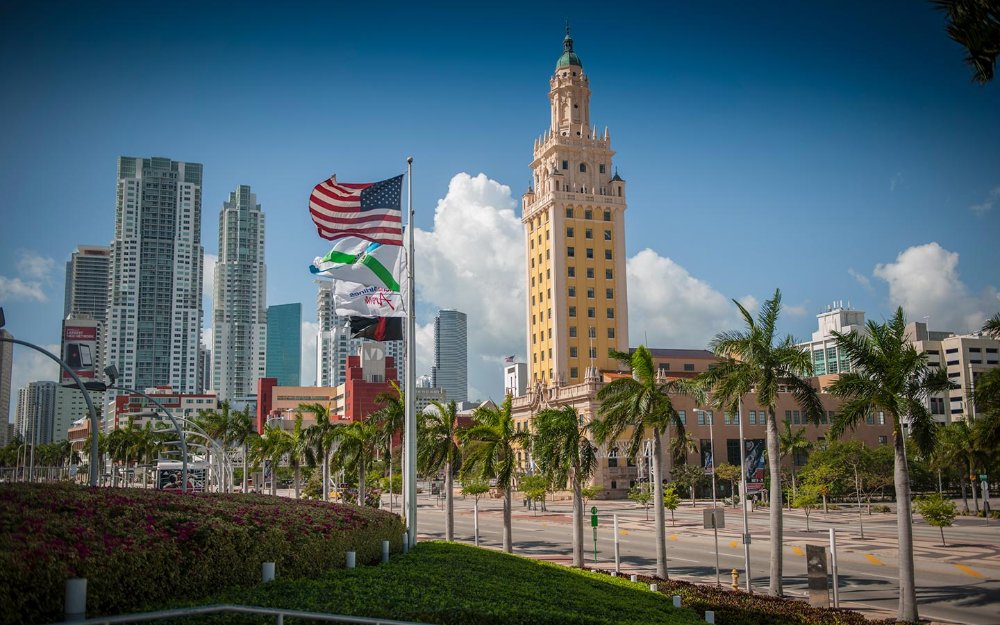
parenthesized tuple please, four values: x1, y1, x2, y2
(866, 413, 875, 425)
(567, 227, 574, 237)
(878, 411, 885, 425)
(589, 346, 597, 358)
(604, 229, 612, 241)
(724, 412, 731, 425)
(568, 266, 575, 277)
(784, 410, 792, 423)
(567, 246, 575, 257)
(697, 411, 706, 425)
(587, 307, 595, 318)
(608, 447, 619, 468)
(677, 410, 686, 425)
(589, 327, 597, 338)
(604, 210, 611, 221)
(568, 286, 576, 297)
(585, 228, 593, 239)
(605, 249, 613, 260)
(608, 327, 615, 339)
(683, 363, 694, 372)
(570, 367, 579, 379)
(606, 269, 613, 279)
(587, 287, 595, 298)
(569, 326, 577, 338)
(878, 435, 888, 445)
(659, 362, 670, 372)
(607, 308, 614, 319)
(586, 248, 594, 259)
(569, 306, 576, 317)
(792, 410, 801, 425)
(585, 209, 592, 219)
(606, 288, 614, 299)
(749, 410, 756, 425)
(587, 268, 595, 278)
(946, 347, 959, 354)
(566, 207, 574, 218)
(562, 160, 568, 170)
(570, 347, 578, 357)
(599, 164, 606, 174)
(580, 163, 587, 173)
(822, 411, 831, 425)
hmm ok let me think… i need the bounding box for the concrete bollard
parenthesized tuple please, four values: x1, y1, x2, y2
(673, 595, 681, 608)
(403, 532, 409, 554)
(261, 562, 275, 583)
(346, 551, 356, 569)
(630, 574, 638, 582)
(65, 578, 87, 623)
(610, 571, 618, 577)
(705, 610, 716, 624)
(382, 540, 390, 564)
(649, 583, 658, 592)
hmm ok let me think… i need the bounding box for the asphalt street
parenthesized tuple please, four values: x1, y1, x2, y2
(407, 493, 1000, 625)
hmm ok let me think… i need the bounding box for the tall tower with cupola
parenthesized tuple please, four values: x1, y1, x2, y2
(522, 29, 629, 386)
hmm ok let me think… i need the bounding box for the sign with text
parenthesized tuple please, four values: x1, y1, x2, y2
(60, 320, 99, 383)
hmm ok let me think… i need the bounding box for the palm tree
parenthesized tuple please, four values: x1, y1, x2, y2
(935, 421, 980, 512)
(330, 418, 380, 506)
(228, 408, 254, 493)
(301, 402, 336, 501)
(531, 405, 598, 568)
(829, 306, 953, 623)
(779, 421, 811, 503)
(463, 395, 528, 553)
(418, 400, 465, 540)
(372, 383, 405, 509)
(285, 414, 310, 499)
(251, 424, 290, 495)
(595, 345, 685, 580)
(983, 312, 1000, 338)
(933, 0, 1000, 84)
(670, 431, 699, 467)
(701, 289, 824, 596)
(197, 400, 238, 492)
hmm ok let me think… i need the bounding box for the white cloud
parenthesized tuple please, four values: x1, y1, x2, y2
(16, 252, 57, 281)
(413, 173, 524, 401)
(889, 171, 903, 192)
(300, 321, 319, 386)
(626, 249, 754, 350)
(873, 242, 997, 333)
(7, 343, 61, 424)
(414, 321, 435, 389)
(784, 304, 808, 317)
(201, 327, 213, 350)
(848, 268, 873, 291)
(969, 186, 1000, 216)
(0, 276, 48, 303)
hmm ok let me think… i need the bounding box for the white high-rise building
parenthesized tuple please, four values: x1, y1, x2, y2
(1, 330, 13, 443)
(64, 245, 110, 322)
(796, 301, 867, 376)
(213, 185, 267, 401)
(15, 381, 88, 444)
(315, 281, 404, 387)
(104, 157, 204, 394)
(431, 309, 467, 403)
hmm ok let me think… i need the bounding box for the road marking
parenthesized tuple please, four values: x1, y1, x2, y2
(791, 546, 804, 556)
(729, 540, 738, 548)
(864, 554, 884, 566)
(953, 564, 984, 578)
(669, 534, 678, 541)
(619, 529, 630, 536)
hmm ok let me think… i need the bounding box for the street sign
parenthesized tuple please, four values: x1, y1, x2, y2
(979, 474, 988, 482)
(703, 508, 725, 529)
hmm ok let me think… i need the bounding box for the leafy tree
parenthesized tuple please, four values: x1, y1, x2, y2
(301, 402, 336, 501)
(778, 420, 811, 502)
(915, 493, 958, 546)
(933, 0, 1000, 84)
(662, 484, 681, 526)
(935, 421, 984, 512)
(372, 382, 405, 508)
(461, 477, 491, 547)
(714, 463, 742, 508)
(829, 306, 954, 623)
(701, 288, 825, 596)
(330, 418, 380, 506)
(463, 395, 528, 553)
(671, 463, 707, 507)
(251, 423, 290, 495)
(801, 462, 842, 514)
(197, 400, 240, 492)
(519, 474, 550, 515)
(792, 485, 821, 531)
(531, 405, 599, 567)
(628, 484, 653, 520)
(596, 345, 685, 580)
(581, 484, 600, 509)
(670, 431, 698, 467)
(418, 400, 465, 540)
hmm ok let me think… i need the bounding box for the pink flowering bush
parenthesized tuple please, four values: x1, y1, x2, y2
(0, 483, 405, 624)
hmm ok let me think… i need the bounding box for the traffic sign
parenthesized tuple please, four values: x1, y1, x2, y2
(980, 474, 988, 482)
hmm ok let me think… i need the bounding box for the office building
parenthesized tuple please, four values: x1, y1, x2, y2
(266, 303, 302, 386)
(63, 245, 110, 322)
(504, 362, 528, 398)
(0, 330, 13, 444)
(104, 157, 205, 395)
(796, 301, 866, 376)
(431, 309, 467, 403)
(213, 185, 267, 402)
(198, 346, 211, 393)
(14, 381, 89, 445)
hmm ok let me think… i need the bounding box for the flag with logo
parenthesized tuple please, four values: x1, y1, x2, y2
(309, 174, 404, 244)
(330, 280, 406, 317)
(350, 316, 403, 341)
(310, 238, 405, 293)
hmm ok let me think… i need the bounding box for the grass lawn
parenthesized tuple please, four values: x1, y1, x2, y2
(166, 541, 702, 625)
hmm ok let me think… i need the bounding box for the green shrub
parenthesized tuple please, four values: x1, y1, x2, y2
(0, 483, 405, 625)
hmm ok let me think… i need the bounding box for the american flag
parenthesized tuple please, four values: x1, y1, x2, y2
(504, 355, 516, 363)
(309, 174, 404, 244)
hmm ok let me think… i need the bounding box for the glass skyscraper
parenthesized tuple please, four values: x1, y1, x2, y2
(431, 309, 467, 403)
(266, 303, 301, 386)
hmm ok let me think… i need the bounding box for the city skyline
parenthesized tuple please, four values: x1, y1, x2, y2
(1, 2, 998, 418)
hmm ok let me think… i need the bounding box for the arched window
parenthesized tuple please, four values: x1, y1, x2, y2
(579, 163, 587, 173)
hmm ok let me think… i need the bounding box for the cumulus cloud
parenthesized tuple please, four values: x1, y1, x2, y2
(0, 250, 57, 303)
(0, 276, 47, 303)
(626, 249, 755, 350)
(873, 242, 997, 333)
(16, 252, 57, 281)
(413, 173, 524, 401)
(969, 186, 1000, 216)
(784, 304, 808, 317)
(848, 268, 873, 291)
(300, 321, 319, 386)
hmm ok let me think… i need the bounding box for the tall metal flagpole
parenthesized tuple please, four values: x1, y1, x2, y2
(404, 156, 417, 547)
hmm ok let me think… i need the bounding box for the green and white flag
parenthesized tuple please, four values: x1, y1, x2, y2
(310, 238, 404, 292)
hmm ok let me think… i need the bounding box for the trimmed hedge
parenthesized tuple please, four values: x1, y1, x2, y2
(0, 483, 405, 625)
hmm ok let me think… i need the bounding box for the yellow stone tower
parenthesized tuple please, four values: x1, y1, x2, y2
(522, 28, 629, 386)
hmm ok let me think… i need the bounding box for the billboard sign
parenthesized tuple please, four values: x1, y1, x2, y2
(744, 439, 766, 492)
(61, 321, 98, 383)
(700, 439, 714, 475)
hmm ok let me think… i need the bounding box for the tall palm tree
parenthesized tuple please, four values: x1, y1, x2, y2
(670, 431, 699, 467)
(983, 312, 1000, 338)
(829, 306, 953, 623)
(228, 408, 254, 494)
(701, 289, 824, 596)
(251, 424, 290, 495)
(197, 400, 238, 492)
(463, 395, 528, 553)
(935, 421, 980, 512)
(372, 383, 405, 508)
(779, 421, 811, 503)
(595, 345, 685, 580)
(933, 0, 1000, 84)
(531, 405, 598, 568)
(301, 402, 336, 501)
(285, 414, 310, 499)
(330, 418, 380, 506)
(418, 400, 465, 540)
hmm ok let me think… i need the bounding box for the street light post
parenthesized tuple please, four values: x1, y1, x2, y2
(705, 408, 718, 508)
(737, 396, 752, 593)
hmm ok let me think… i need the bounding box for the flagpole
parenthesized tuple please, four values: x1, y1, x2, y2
(404, 156, 417, 547)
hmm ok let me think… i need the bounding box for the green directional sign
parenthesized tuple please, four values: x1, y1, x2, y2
(980, 474, 988, 482)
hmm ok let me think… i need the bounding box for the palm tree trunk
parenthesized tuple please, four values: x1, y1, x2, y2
(358, 459, 366, 507)
(503, 487, 512, 553)
(294, 465, 301, 499)
(572, 471, 584, 568)
(651, 428, 668, 580)
(766, 408, 783, 596)
(894, 431, 918, 623)
(243, 443, 248, 494)
(960, 479, 969, 512)
(322, 452, 329, 502)
(445, 459, 454, 541)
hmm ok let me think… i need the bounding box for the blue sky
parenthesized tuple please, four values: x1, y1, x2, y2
(1, 1, 998, 418)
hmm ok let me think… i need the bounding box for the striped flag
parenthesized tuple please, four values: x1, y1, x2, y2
(309, 174, 404, 244)
(310, 238, 404, 292)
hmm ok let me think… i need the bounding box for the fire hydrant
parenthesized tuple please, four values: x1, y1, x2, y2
(730, 568, 740, 590)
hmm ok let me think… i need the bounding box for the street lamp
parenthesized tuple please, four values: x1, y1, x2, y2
(1, 307, 102, 487)
(736, 396, 752, 593)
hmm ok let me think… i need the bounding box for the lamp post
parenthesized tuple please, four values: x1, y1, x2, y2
(1, 307, 101, 487)
(704, 408, 718, 507)
(737, 396, 752, 593)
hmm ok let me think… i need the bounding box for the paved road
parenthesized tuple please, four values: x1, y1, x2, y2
(408, 494, 1000, 625)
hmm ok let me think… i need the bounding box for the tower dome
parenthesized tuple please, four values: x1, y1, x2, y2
(556, 26, 582, 69)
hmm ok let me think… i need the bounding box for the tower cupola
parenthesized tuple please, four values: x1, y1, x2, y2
(556, 25, 583, 69)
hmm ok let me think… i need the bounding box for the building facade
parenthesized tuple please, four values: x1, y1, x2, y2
(504, 362, 528, 398)
(15, 381, 89, 444)
(0, 330, 12, 444)
(111, 386, 218, 430)
(63, 245, 110, 322)
(104, 156, 205, 395)
(521, 31, 629, 387)
(431, 309, 467, 403)
(266, 303, 301, 386)
(796, 302, 865, 376)
(213, 185, 267, 401)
